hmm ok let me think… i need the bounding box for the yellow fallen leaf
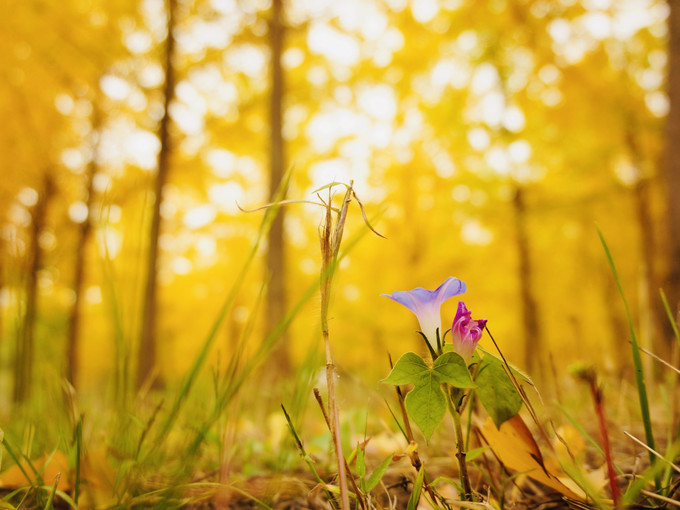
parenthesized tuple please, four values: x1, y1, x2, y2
(554, 424, 586, 462)
(0, 451, 70, 492)
(479, 415, 584, 501)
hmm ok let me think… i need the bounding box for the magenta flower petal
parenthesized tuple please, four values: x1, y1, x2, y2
(451, 301, 487, 362)
(382, 277, 467, 345)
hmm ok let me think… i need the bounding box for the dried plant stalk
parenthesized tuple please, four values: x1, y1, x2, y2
(319, 183, 353, 510)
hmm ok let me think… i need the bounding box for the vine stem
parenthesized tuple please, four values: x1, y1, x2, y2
(446, 386, 473, 501)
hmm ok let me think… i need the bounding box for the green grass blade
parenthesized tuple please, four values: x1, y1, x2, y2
(660, 289, 680, 348)
(42, 476, 59, 510)
(50, 491, 77, 510)
(73, 417, 82, 505)
(365, 454, 392, 492)
(1, 438, 34, 486)
(281, 404, 338, 508)
(183, 216, 376, 455)
(622, 455, 668, 505)
(560, 462, 608, 509)
(556, 403, 624, 475)
(152, 185, 284, 450)
(382, 398, 408, 441)
(407, 465, 424, 510)
(184, 272, 325, 455)
(597, 228, 657, 482)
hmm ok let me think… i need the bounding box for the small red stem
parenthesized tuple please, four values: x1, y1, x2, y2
(591, 382, 621, 507)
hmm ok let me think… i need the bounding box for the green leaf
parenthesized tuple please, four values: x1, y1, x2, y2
(407, 465, 425, 510)
(465, 445, 490, 462)
(365, 454, 393, 492)
(477, 347, 533, 385)
(432, 352, 476, 389)
(404, 374, 447, 441)
(382, 352, 429, 385)
(383, 352, 474, 440)
(357, 444, 366, 479)
(475, 356, 522, 428)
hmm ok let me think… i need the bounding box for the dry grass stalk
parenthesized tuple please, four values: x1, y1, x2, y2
(318, 183, 354, 510)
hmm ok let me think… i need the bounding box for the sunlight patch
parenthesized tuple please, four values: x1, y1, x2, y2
(461, 219, 493, 246)
(209, 182, 244, 213)
(358, 85, 397, 121)
(184, 205, 217, 229)
(68, 201, 89, 224)
(85, 286, 103, 305)
(307, 23, 360, 66)
(171, 256, 193, 275)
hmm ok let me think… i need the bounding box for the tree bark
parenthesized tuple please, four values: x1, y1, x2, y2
(137, 0, 177, 390)
(265, 0, 290, 374)
(664, 0, 680, 332)
(66, 115, 100, 388)
(14, 175, 54, 403)
(513, 186, 541, 376)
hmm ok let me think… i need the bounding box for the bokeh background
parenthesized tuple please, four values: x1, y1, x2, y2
(1, 0, 676, 404)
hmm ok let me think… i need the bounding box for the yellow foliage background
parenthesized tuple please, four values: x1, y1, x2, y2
(0, 0, 671, 394)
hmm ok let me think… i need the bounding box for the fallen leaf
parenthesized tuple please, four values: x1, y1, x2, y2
(0, 451, 70, 492)
(479, 415, 584, 501)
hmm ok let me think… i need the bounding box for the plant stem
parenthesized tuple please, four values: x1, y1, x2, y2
(446, 386, 473, 501)
(590, 382, 621, 507)
(598, 228, 657, 488)
(319, 185, 352, 510)
(389, 355, 447, 507)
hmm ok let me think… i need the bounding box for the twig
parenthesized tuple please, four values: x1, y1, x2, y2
(640, 489, 680, 507)
(623, 431, 680, 474)
(636, 343, 680, 376)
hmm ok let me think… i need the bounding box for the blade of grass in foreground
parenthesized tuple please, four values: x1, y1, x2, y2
(597, 227, 657, 487)
(73, 417, 82, 506)
(660, 289, 680, 348)
(182, 219, 375, 458)
(556, 403, 623, 475)
(149, 171, 291, 453)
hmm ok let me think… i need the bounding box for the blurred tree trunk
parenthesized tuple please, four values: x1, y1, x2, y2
(66, 112, 100, 388)
(137, 0, 177, 390)
(14, 175, 54, 403)
(625, 126, 669, 361)
(513, 186, 541, 376)
(0, 238, 4, 348)
(665, 0, 680, 333)
(633, 179, 668, 356)
(265, 0, 290, 374)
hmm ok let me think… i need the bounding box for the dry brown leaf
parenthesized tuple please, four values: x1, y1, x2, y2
(480, 415, 585, 501)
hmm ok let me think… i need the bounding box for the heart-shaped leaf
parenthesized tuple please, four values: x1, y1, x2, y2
(382, 352, 429, 386)
(433, 352, 476, 389)
(475, 356, 522, 427)
(404, 371, 447, 440)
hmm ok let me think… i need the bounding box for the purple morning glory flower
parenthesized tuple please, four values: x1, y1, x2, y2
(451, 301, 487, 362)
(382, 277, 467, 347)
